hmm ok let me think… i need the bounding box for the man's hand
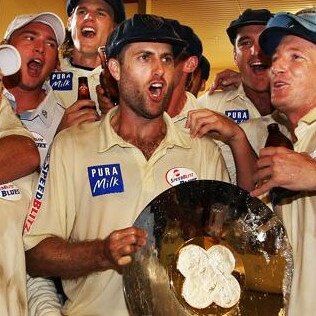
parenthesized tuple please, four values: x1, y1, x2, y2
(208, 69, 241, 94)
(251, 147, 316, 197)
(96, 84, 116, 115)
(57, 100, 100, 133)
(103, 227, 147, 269)
(186, 108, 242, 145)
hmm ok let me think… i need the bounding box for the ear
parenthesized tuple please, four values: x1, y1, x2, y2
(183, 56, 199, 74)
(108, 59, 120, 81)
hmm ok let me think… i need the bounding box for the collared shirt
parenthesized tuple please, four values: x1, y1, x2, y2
(0, 96, 38, 315)
(197, 84, 261, 124)
(24, 107, 229, 316)
(4, 85, 65, 166)
(281, 107, 316, 316)
(0, 96, 31, 138)
(49, 58, 102, 111)
(241, 107, 316, 316)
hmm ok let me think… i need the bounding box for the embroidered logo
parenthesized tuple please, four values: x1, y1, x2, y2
(88, 164, 124, 196)
(225, 110, 249, 124)
(0, 183, 21, 201)
(166, 167, 198, 186)
(50, 72, 73, 90)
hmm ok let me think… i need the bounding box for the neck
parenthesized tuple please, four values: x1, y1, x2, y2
(167, 78, 187, 118)
(6, 86, 45, 114)
(111, 106, 167, 160)
(71, 49, 101, 69)
(243, 84, 273, 116)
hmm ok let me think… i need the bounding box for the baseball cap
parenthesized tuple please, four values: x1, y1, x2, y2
(227, 9, 274, 44)
(0, 45, 21, 76)
(259, 8, 316, 55)
(66, 0, 126, 24)
(4, 12, 65, 46)
(167, 20, 203, 59)
(105, 14, 187, 59)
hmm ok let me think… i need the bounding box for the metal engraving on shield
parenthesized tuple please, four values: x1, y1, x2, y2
(123, 180, 293, 315)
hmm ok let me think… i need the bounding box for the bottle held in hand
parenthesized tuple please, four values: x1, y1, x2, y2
(77, 76, 91, 100)
(264, 123, 298, 205)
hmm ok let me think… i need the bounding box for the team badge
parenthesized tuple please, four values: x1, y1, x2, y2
(50, 71, 73, 90)
(166, 167, 198, 186)
(0, 183, 21, 201)
(88, 164, 124, 196)
(225, 110, 249, 124)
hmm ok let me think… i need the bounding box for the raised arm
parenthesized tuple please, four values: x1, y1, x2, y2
(186, 108, 257, 191)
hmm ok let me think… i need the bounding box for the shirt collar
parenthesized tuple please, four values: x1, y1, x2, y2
(98, 107, 191, 153)
(4, 84, 62, 127)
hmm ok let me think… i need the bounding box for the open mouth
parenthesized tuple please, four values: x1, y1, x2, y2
(81, 27, 96, 38)
(250, 61, 269, 72)
(27, 59, 43, 73)
(149, 82, 163, 98)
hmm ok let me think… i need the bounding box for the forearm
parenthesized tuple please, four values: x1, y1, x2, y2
(25, 237, 112, 279)
(229, 129, 257, 191)
(0, 135, 40, 183)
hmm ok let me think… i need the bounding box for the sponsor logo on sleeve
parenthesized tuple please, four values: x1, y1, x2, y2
(225, 110, 249, 124)
(24, 157, 50, 233)
(166, 167, 198, 186)
(88, 164, 124, 196)
(0, 183, 21, 201)
(50, 72, 73, 91)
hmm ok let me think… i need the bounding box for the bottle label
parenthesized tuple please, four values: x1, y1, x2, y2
(50, 72, 73, 91)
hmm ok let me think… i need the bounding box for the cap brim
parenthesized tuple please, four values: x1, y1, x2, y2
(259, 13, 316, 55)
(0, 45, 21, 76)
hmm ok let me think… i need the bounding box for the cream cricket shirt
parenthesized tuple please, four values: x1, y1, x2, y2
(0, 97, 37, 316)
(50, 58, 102, 110)
(4, 85, 65, 166)
(24, 108, 229, 316)
(197, 84, 262, 124)
(278, 107, 316, 316)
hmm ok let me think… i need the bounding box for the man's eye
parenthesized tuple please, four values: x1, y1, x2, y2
(162, 56, 173, 63)
(239, 39, 252, 47)
(77, 9, 86, 15)
(97, 11, 107, 17)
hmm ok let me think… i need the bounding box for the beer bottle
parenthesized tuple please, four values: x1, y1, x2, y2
(77, 76, 91, 100)
(264, 123, 297, 205)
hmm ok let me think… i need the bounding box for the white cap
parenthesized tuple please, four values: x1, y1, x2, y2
(4, 12, 65, 46)
(0, 44, 21, 76)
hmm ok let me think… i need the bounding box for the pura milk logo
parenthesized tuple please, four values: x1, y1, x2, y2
(88, 164, 124, 196)
(225, 109, 249, 124)
(50, 71, 73, 90)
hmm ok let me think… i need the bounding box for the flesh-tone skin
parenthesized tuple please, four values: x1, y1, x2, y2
(68, 0, 115, 68)
(63, 0, 116, 121)
(0, 134, 39, 184)
(251, 35, 316, 197)
(5, 22, 59, 113)
(25, 42, 175, 279)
